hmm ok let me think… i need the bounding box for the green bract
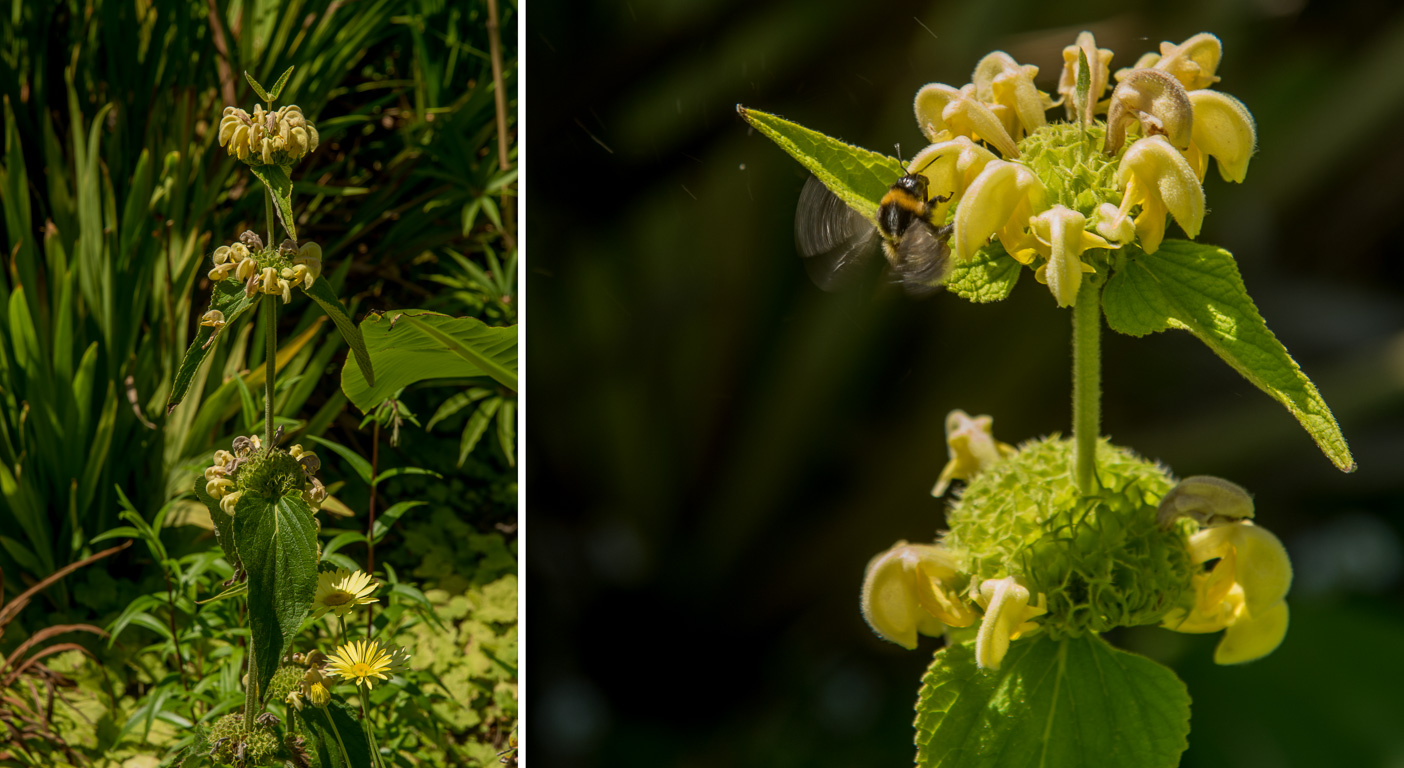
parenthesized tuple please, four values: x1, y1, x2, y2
(945, 438, 1194, 637)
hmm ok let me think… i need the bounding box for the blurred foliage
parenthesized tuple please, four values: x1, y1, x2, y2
(528, 0, 1404, 766)
(0, 0, 516, 764)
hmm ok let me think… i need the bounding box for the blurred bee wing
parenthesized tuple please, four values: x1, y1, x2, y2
(794, 175, 881, 292)
(892, 221, 953, 298)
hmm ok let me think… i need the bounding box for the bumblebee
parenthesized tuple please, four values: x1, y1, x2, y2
(795, 153, 953, 296)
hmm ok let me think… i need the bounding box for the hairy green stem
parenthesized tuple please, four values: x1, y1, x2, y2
(1072, 272, 1103, 494)
(326, 709, 353, 767)
(360, 689, 386, 768)
(243, 641, 258, 732)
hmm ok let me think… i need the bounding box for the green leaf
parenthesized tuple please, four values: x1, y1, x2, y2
(299, 700, 373, 768)
(194, 581, 247, 605)
(168, 281, 262, 412)
(244, 70, 271, 102)
(737, 106, 901, 222)
(459, 396, 501, 466)
(946, 241, 1023, 303)
(305, 435, 373, 485)
(1102, 240, 1354, 471)
(233, 492, 319, 704)
(339, 310, 517, 413)
(267, 66, 295, 100)
(192, 475, 240, 572)
(914, 635, 1189, 768)
(496, 398, 516, 467)
(371, 500, 426, 543)
(248, 163, 297, 242)
(304, 277, 375, 388)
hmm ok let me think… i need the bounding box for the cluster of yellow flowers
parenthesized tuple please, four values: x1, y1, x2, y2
(204, 434, 261, 516)
(218, 103, 319, 166)
(861, 411, 1293, 669)
(909, 32, 1255, 306)
(205, 236, 323, 305)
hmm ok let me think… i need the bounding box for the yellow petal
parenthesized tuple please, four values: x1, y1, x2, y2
(1155, 32, 1223, 91)
(1105, 69, 1193, 156)
(932, 410, 1013, 496)
(954, 160, 1048, 262)
(1214, 600, 1288, 665)
(1057, 31, 1115, 123)
(975, 577, 1033, 670)
(1188, 90, 1256, 183)
(1117, 136, 1204, 253)
(914, 83, 1019, 159)
(972, 51, 1047, 138)
(861, 543, 945, 649)
(1228, 523, 1292, 616)
(1029, 206, 1110, 308)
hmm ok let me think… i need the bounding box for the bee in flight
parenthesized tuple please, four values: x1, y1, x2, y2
(795, 149, 953, 296)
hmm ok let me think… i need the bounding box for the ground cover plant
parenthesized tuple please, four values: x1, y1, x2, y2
(0, 2, 517, 765)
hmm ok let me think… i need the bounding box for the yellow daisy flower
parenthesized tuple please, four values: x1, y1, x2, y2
(310, 568, 378, 619)
(326, 639, 398, 689)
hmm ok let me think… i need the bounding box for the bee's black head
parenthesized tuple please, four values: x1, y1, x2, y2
(895, 172, 929, 200)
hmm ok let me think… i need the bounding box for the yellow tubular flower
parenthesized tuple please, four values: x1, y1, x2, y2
(1116, 136, 1204, 254)
(1057, 31, 1114, 123)
(1104, 69, 1193, 157)
(213, 449, 234, 467)
(974, 577, 1046, 670)
(932, 409, 1014, 497)
(199, 309, 226, 331)
(208, 263, 235, 281)
(327, 639, 397, 689)
(259, 267, 280, 295)
(1153, 32, 1223, 91)
(1029, 206, 1112, 308)
(1114, 51, 1164, 83)
(1164, 521, 1292, 664)
(952, 160, 1048, 262)
(1185, 90, 1256, 183)
(860, 542, 977, 650)
(212, 246, 232, 265)
(971, 51, 1047, 140)
(220, 490, 242, 517)
(906, 138, 998, 226)
(1092, 203, 1135, 245)
(236, 257, 258, 282)
(914, 83, 1019, 159)
(205, 477, 234, 498)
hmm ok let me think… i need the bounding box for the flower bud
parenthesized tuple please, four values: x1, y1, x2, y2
(239, 230, 264, 250)
(1104, 68, 1193, 156)
(1157, 475, 1254, 529)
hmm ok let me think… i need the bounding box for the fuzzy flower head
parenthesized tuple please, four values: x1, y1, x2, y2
(913, 31, 1255, 306)
(202, 234, 324, 307)
(860, 422, 1294, 670)
(311, 568, 379, 619)
(218, 103, 319, 167)
(326, 639, 401, 689)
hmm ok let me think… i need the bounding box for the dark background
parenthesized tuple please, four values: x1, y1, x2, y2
(527, 1, 1404, 766)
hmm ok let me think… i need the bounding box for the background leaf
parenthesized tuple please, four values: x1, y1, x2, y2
(167, 283, 261, 412)
(299, 700, 373, 768)
(737, 106, 900, 222)
(914, 635, 1189, 768)
(340, 310, 517, 413)
(232, 492, 319, 703)
(305, 277, 375, 388)
(1102, 240, 1354, 472)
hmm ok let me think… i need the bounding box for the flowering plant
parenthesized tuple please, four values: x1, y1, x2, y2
(741, 32, 1351, 767)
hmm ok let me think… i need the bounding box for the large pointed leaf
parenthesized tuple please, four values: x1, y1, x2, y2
(1102, 240, 1353, 472)
(249, 163, 296, 242)
(340, 310, 517, 413)
(233, 492, 318, 703)
(168, 281, 261, 412)
(305, 277, 374, 388)
(915, 635, 1189, 768)
(738, 106, 900, 223)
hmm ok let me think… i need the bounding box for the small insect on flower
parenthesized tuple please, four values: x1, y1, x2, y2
(794, 149, 954, 296)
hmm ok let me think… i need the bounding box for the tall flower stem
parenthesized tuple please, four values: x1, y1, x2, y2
(263, 186, 277, 448)
(360, 689, 387, 768)
(1071, 269, 1103, 495)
